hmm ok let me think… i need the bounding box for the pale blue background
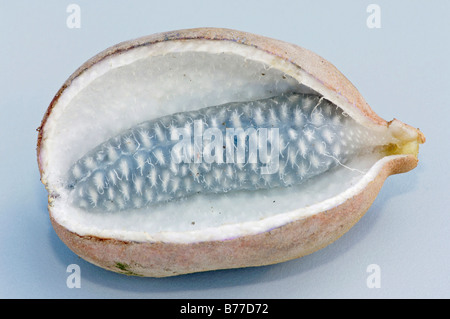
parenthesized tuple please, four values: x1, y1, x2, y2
(1, 0, 448, 298)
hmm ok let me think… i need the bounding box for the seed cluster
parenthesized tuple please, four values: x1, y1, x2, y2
(68, 93, 374, 211)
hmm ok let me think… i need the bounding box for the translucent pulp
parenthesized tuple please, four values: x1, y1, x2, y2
(68, 93, 387, 212)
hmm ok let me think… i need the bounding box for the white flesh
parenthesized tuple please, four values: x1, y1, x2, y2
(41, 40, 404, 243)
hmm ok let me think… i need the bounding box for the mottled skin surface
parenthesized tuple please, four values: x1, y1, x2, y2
(38, 28, 424, 277)
(51, 155, 417, 277)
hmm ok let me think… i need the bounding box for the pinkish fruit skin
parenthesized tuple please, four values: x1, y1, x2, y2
(37, 28, 424, 277)
(49, 155, 417, 277)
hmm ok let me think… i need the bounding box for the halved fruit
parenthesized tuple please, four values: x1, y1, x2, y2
(37, 28, 425, 277)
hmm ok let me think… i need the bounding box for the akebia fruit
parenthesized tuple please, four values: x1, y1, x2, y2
(37, 28, 425, 277)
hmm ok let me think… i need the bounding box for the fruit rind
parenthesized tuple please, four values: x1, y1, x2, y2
(50, 154, 416, 277)
(37, 28, 424, 277)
